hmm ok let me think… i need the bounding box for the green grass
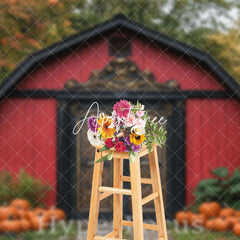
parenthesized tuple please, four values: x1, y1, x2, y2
(0, 221, 79, 240)
(0, 221, 239, 240)
(169, 223, 239, 240)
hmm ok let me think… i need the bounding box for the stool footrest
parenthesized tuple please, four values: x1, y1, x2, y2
(142, 192, 159, 205)
(99, 186, 132, 195)
(121, 220, 159, 231)
(94, 236, 127, 240)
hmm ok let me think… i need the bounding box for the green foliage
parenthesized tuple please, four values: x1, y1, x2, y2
(145, 116, 167, 153)
(195, 167, 240, 209)
(211, 167, 229, 178)
(0, 169, 51, 207)
(95, 152, 113, 163)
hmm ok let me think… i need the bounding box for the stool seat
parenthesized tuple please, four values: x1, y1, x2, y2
(87, 145, 168, 240)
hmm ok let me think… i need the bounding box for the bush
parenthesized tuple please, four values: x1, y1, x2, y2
(0, 169, 51, 207)
(194, 167, 240, 209)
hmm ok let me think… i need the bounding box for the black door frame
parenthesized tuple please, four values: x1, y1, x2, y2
(56, 93, 186, 220)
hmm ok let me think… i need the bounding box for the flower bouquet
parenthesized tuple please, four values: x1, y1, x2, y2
(87, 100, 167, 163)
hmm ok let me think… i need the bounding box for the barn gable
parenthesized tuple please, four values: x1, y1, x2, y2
(0, 14, 239, 99)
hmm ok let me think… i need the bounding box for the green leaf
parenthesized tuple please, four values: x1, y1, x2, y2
(197, 178, 218, 189)
(223, 194, 233, 204)
(153, 122, 158, 133)
(229, 182, 240, 194)
(129, 151, 138, 163)
(229, 169, 240, 184)
(228, 201, 240, 210)
(204, 186, 223, 198)
(99, 145, 110, 152)
(211, 167, 229, 178)
(95, 153, 113, 163)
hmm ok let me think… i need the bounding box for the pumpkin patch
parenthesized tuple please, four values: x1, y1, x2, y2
(0, 199, 65, 234)
(175, 202, 240, 236)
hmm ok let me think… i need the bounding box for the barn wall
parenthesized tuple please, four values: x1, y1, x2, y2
(185, 98, 240, 205)
(7, 30, 239, 208)
(0, 98, 57, 207)
(18, 33, 223, 91)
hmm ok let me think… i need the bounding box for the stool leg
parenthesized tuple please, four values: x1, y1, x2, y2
(149, 147, 168, 240)
(87, 150, 104, 240)
(113, 158, 123, 238)
(130, 156, 144, 240)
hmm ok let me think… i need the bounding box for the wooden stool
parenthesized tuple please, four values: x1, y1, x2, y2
(87, 145, 168, 240)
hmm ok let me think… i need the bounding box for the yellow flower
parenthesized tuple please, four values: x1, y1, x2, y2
(129, 132, 146, 145)
(97, 116, 115, 139)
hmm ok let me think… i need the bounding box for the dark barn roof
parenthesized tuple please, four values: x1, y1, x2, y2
(0, 14, 239, 100)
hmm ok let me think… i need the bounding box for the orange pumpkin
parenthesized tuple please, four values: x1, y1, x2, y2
(17, 209, 28, 220)
(225, 216, 239, 230)
(27, 211, 49, 230)
(47, 208, 65, 221)
(205, 218, 216, 231)
(219, 208, 235, 218)
(233, 223, 240, 236)
(175, 211, 189, 226)
(235, 211, 240, 217)
(18, 219, 32, 232)
(214, 218, 229, 232)
(10, 199, 31, 211)
(0, 218, 21, 233)
(0, 207, 19, 221)
(188, 213, 206, 227)
(34, 207, 48, 216)
(199, 202, 221, 218)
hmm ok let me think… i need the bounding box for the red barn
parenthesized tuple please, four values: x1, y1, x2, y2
(0, 15, 239, 219)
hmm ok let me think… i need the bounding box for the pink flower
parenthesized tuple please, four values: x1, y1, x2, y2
(125, 113, 136, 127)
(113, 100, 131, 119)
(136, 110, 144, 117)
(135, 118, 145, 126)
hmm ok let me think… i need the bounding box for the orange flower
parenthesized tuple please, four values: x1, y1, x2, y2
(97, 116, 115, 139)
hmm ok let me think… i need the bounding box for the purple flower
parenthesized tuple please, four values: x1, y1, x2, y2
(88, 116, 98, 132)
(124, 135, 131, 146)
(131, 144, 141, 153)
(112, 111, 125, 131)
(124, 145, 130, 152)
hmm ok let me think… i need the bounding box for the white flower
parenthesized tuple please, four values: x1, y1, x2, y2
(135, 118, 145, 126)
(131, 125, 145, 135)
(116, 131, 125, 137)
(87, 129, 104, 146)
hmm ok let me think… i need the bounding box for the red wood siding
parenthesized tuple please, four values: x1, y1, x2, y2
(0, 98, 57, 207)
(185, 99, 240, 205)
(18, 33, 223, 91)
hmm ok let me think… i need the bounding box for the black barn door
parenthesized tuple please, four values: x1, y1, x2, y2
(57, 97, 185, 220)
